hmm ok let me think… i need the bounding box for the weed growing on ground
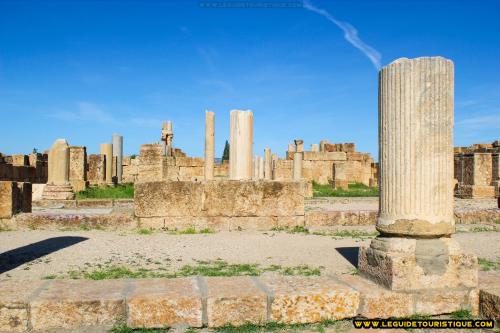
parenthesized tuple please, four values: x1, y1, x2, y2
(478, 257, 500, 271)
(109, 319, 350, 333)
(76, 183, 134, 199)
(63, 259, 323, 280)
(312, 181, 378, 197)
(136, 228, 153, 235)
(450, 309, 474, 319)
(0, 225, 12, 232)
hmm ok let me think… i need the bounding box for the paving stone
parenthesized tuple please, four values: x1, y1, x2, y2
(205, 276, 267, 327)
(127, 277, 203, 328)
(259, 275, 359, 324)
(30, 279, 127, 331)
(338, 274, 413, 318)
(0, 280, 46, 332)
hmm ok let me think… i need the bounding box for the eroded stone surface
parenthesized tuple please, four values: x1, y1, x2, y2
(127, 278, 202, 328)
(30, 279, 126, 330)
(0, 280, 46, 332)
(205, 276, 267, 327)
(338, 274, 412, 318)
(259, 275, 359, 324)
(359, 237, 477, 291)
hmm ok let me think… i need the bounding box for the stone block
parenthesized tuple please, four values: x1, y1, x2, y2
(259, 276, 359, 324)
(303, 152, 347, 161)
(0, 280, 46, 332)
(127, 278, 202, 328)
(0, 181, 16, 218)
(414, 288, 478, 315)
(30, 279, 127, 330)
(17, 182, 31, 213)
(135, 180, 306, 219)
(359, 237, 478, 291)
(77, 199, 114, 208)
(338, 275, 412, 318)
(175, 157, 205, 167)
(332, 180, 348, 190)
(205, 276, 267, 327)
(480, 288, 500, 320)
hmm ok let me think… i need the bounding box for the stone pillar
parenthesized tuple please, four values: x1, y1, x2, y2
(204, 111, 215, 180)
(42, 139, 75, 200)
(100, 143, 114, 185)
(112, 134, 123, 183)
(311, 144, 319, 152)
(359, 57, 477, 292)
(271, 153, 278, 180)
(258, 156, 265, 180)
(229, 110, 253, 180)
(264, 148, 272, 180)
(69, 146, 88, 192)
(319, 140, 328, 152)
(253, 156, 259, 180)
(293, 139, 303, 180)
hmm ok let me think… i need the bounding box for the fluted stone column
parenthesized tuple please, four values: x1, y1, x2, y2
(378, 57, 454, 237)
(264, 148, 272, 180)
(229, 110, 253, 180)
(359, 57, 477, 292)
(42, 139, 75, 200)
(205, 111, 215, 180)
(162, 121, 174, 156)
(112, 134, 123, 183)
(271, 153, 278, 180)
(100, 143, 114, 185)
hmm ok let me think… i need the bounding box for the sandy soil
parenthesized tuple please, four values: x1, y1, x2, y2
(1, 227, 498, 280)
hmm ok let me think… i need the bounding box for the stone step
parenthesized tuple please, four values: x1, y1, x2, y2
(0, 273, 497, 332)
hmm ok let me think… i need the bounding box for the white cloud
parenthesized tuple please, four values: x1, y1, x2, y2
(303, 0, 381, 70)
(456, 113, 500, 129)
(50, 102, 116, 124)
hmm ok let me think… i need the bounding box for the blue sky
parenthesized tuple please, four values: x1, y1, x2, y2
(1, 0, 499, 159)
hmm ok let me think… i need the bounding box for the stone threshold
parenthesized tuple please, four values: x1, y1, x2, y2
(1, 273, 498, 332)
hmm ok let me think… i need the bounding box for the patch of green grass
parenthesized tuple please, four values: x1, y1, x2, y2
(478, 257, 500, 271)
(42, 275, 57, 280)
(312, 181, 378, 197)
(137, 228, 153, 235)
(64, 260, 323, 280)
(76, 183, 134, 199)
(109, 320, 348, 333)
(450, 309, 474, 319)
(165, 227, 215, 235)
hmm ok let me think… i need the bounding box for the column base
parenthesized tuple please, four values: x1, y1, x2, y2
(42, 184, 75, 200)
(358, 237, 478, 292)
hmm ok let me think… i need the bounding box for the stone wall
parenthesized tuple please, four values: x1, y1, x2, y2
(122, 156, 139, 183)
(135, 180, 308, 230)
(0, 181, 31, 219)
(276, 143, 376, 186)
(454, 141, 499, 198)
(0, 153, 47, 184)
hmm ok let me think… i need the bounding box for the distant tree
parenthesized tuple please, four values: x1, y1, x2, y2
(222, 140, 230, 161)
(32, 148, 38, 154)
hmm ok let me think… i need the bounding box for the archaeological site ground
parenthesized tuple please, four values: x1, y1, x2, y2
(1, 1, 500, 332)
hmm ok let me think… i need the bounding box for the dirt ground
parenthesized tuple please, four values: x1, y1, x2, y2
(1, 225, 498, 280)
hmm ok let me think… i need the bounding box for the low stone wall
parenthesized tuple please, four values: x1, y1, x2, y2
(1, 272, 496, 332)
(32, 198, 134, 209)
(135, 180, 309, 230)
